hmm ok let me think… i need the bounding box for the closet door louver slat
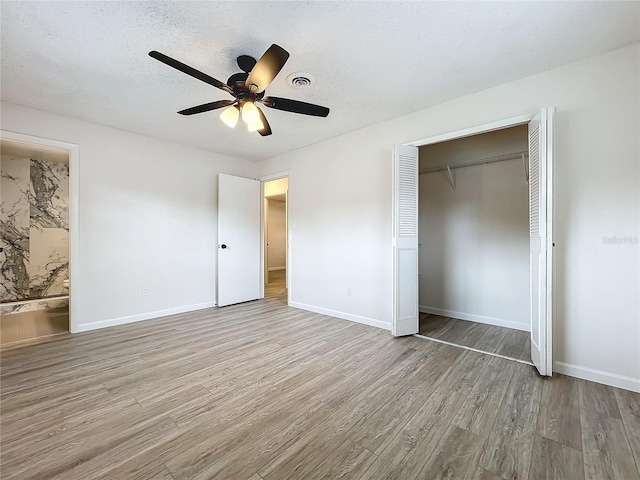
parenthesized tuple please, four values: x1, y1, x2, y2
(529, 126, 540, 236)
(397, 154, 418, 237)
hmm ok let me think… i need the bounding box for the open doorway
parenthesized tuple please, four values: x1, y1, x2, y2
(416, 125, 532, 363)
(263, 177, 288, 305)
(0, 135, 74, 347)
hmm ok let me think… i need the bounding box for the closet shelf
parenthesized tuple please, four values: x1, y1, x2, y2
(420, 150, 529, 190)
(420, 151, 529, 174)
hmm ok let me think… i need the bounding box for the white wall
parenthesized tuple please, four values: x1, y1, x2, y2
(266, 198, 287, 270)
(262, 137, 394, 330)
(260, 43, 640, 391)
(419, 127, 530, 331)
(1, 102, 258, 332)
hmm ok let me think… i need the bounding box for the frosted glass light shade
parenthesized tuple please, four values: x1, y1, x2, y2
(220, 106, 239, 128)
(241, 101, 260, 124)
(247, 118, 265, 132)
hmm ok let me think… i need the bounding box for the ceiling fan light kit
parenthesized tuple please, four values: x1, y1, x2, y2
(247, 118, 265, 132)
(149, 44, 330, 137)
(219, 105, 240, 128)
(240, 101, 260, 124)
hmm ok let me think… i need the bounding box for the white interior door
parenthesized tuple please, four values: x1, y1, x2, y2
(529, 108, 554, 376)
(218, 174, 261, 307)
(392, 144, 419, 336)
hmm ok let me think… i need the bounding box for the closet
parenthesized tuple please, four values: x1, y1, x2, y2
(417, 125, 531, 362)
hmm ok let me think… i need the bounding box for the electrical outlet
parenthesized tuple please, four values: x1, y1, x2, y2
(347, 287, 353, 297)
(142, 288, 149, 296)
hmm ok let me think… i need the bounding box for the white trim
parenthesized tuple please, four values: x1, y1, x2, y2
(289, 301, 391, 331)
(420, 306, 530, 332)
(268, 266, 286, 271)
(0, 130, 79, 334)
(74, 301, 216, 333)
(260, 170, 291, 182)
(554, 361, 640, 393)
(0, 130, 77, 153)
(286, 186, 291, 306)
(406, 114, 533, 147)
(414, 334, 534, 366)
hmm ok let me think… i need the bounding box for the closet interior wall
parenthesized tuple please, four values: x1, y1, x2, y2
(418, 125, 530, 331)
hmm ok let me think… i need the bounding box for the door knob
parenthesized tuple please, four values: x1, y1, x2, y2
(220, 244, 227, 249)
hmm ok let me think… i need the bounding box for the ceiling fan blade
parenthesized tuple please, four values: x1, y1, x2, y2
(149, 51, 233, 95)
(256, 106, 272, 136)
(178, 100, 235, 116)
(261, 97, 330, 117)
(245, 44, 290, 93)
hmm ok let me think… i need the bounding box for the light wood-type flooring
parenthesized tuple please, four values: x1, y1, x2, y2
(419, 313, 532, 363)
(1, 293, 639, 479)
(265, 269, 287, 303)
(0, 306, 68, 349)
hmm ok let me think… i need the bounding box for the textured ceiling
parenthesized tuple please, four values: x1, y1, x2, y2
(1, 1, 638, 161)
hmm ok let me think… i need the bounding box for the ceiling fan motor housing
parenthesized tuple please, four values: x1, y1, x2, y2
(227, 72, 265, 101)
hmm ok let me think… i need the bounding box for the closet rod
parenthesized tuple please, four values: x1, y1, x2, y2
(419, 150, 529, 175)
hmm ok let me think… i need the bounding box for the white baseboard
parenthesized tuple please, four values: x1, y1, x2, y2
(268, 266, 286, 271)
(289, 301, 391, 331)
(73, 301, 217, 333)
(554, 361, 640, 393)
(419, 305, 530, 332)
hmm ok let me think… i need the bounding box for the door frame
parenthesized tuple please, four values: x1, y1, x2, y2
(260, 171, 290, 305)
(399, 112, 554, 369)
(1, 129, 79, 333)
(405, 114, 533, 147)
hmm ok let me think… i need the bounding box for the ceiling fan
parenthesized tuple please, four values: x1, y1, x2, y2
(149, 44, 330, 137)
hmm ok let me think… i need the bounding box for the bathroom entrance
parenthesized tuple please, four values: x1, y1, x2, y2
(0, 132, 77, 347)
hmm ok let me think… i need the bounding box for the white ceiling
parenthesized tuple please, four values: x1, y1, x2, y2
(1, 2, 638, 162)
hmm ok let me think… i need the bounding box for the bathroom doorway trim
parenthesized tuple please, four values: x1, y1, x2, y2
(1, 130, 80, 333)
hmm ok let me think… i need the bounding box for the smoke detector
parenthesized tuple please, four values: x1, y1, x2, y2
(287, 72, 315, 89)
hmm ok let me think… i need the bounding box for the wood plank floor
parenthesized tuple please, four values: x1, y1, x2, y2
(419, 313, 531, 362)
(265, 269, 287, 302)
(1, 294, 638, 479)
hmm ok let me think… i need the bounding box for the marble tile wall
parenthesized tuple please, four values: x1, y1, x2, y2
(1, 156, 30, 301)
(1, 156, 69, 305)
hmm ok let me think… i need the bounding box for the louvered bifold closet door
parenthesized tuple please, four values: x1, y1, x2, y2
(392, 144, 419, 336)
(529, 108, 554, 376)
